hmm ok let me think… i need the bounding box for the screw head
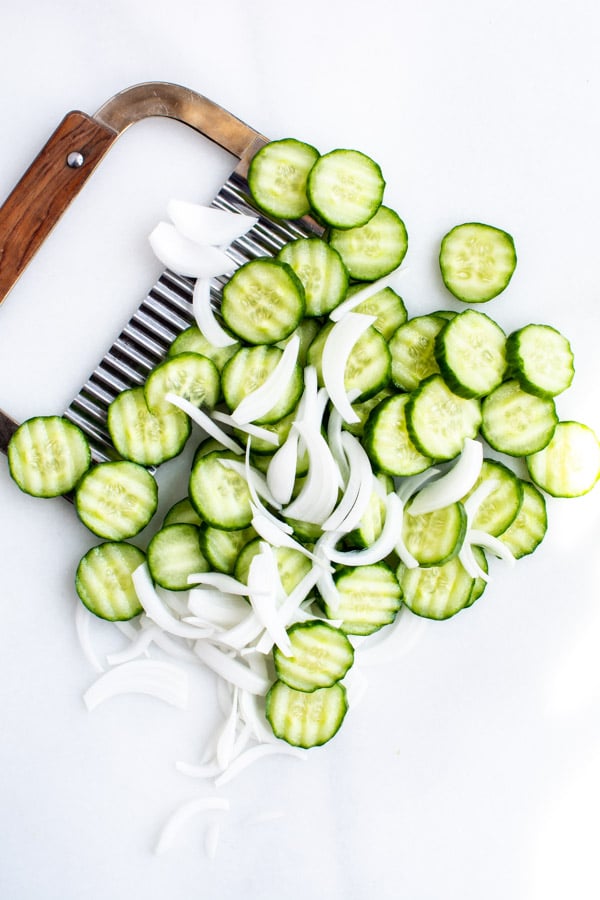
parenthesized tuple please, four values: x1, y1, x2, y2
(67, 151, 85, 168)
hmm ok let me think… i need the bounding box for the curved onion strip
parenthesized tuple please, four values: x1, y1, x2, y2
(231, 335, 300, 425)
(165, 393, 243, 454)
(321, 313, 377, 424)
(463, 478, 501, 524)
(74, 602, 105, 673)
(219, 458, 281, 509)
(83, 660, 188, 711)
(295, 365, 319, 426)
(188, 588, 250, 628)
(467, 529, 517, 566)
(149, 222, 236, 278)
(354, 605, 428, 667)
(329, 268, 407, 322)
(167, 199, 258, 246)
(458, 541, 490, 582)
(133, 563, 214, 639)
(106, 625, 159, 665)
(315, 532, 343, 612)
(266, 429, 300, 506)
(214, 743, 307, 787)
(211, 410, 279, 447)
(395, 468, 442, 504)
(325, 492, 404, 565)
(281, 421, 340, 524)
(326, 401, 357, 485)
(242, 439, 294, 534)
(187, 571, 250, 595)
(192, 278, 238, 348)
(254, 564, 323, 655)
(247, 545, 292, 656)
(322, 432, 374, 533)
(408, 439, 483, 516)
(251, 508, 325, 566)
(154, 796, 231, 855)
(238, 691, 277, 744)
(193, 642, 270, 694)
(212, 613, 264, 651)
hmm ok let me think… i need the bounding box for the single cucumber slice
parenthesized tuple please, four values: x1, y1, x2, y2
(439, 222, 517, 303)
(188, 450, 253, 530)
(247, 138, 320, 219)
(462, 458, 524, 536)
(344, 284, 408, 340)
(466, 546, 489, 607)
(278, 238, 348, 317)
(163, 497, 203, 527)
(107, 386, 190, 466)
(481, 379, 557, 457)
(389, 314, 446, 392)
(324, 562, 403, 636)
(147, 523, 209, 591)
(75, 460, 158, 540)
(506, 323, 575, 398)
(144, 352, 220, 415)
(343, 387, 395, 437)
(498, 480, 547, 558)
(402, 499, 467, 567)
(221, 345, 304, 424)
(306, 321, 391, 401)
(526, 420, 600, 497)
(266, 680, 348, 748)
(199, 525, 256, 574)
(406, 374, 482, 461)
(397, 555, 475, 620)
(329, 206, 408, 281)
(221, 258, 305, 345)
(307, 148, 385, 229)
(7, 415, 91, 498)
(364, 393, 433, 476)
(435, 309, 507, 398)
(235, 539, 312, 594)
(75, 541, 145, 621)
(274, 621, 354, 692)
(168, 325, 239, 372)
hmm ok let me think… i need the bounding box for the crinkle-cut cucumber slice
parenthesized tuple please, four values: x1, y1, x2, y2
(278, 238, 348, 317)
(221, 344, 303, 425)
(75, 460, 158, 540)
(506, 323, 574, 398)
(162, 497, 203, 527)
(498, 480, 547, 558)
(188, 450, 253, 530)
(167, 325, 239, 372)
(435, 309, 507, 398)
(107, 386, 191, 467)
(199, 525, 256, 575)
(273, 621, 354, 693)
(234, 539, 312, 595)
(221, 258, 305, 345)
(306, 321, 391, 402)
(406, 374, 482, 461)
(329, 206, 408, 281)
(397, 555, 475, 620)
(344, 284, 408, 340)
(461, 458, 524, 537)
(526, 420, 600, 497)
(7, 415, 91, 498)
(480, 379, 557, 457)
(402, 499, 467, 567)
(439, 222, 517, 303)
(247, 138, 320, 219)
(147, 523, 209, 591)
(324, 562, 402, 636)
(364, 393, 433, 477)
(307, 148, 385, 229)
(75, 541, 146, 621)
(266, 680, 348, 748)
(144, 352, 220, 415)
(389, 314, 446, 392)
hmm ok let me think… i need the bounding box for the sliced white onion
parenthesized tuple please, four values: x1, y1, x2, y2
(355, 604, 428, 666)
(467, 529, 517, 566)
(254, 563, 324, 655)
(295, 364, 319, 427)
(322, 432, 374, 533)
(314, 532, 343, 612)
(192, 278, 238, 348)
(250, 508, 325, 567)
(164, 393, 243, 454)
(463, 478, 501, 524)
(326, 406, 351, 484)
(106, 625, 158, 665)
(321, 313, 377, 424)
(214, 743, 307, 787)
(188, 588, 251, 628)
(149, 222, 236, 278)
(247, 545, 292, 656)
(83, 660, 188, 711)
(133, 563, 214, 640)
(231, 335, 300, 425)
(219, 458, 281, 509)
(325, 492, 404, 565)
(167, 199, 258, 246)
(193, 642, 270, 694)
(238, 691, 276, 744)
(458, 540, 490, 581)
(395, 467, 442, 504)
(408, 439, 483, 516)
(187, 571, 250, 595)
(211, 410, 279, 447)
(329, 268, 407, 322)
(281, 420, 340, 524)
(265, 428, 300, 506)
(211, 612, 264, 651)
(154, 796, 231, 855)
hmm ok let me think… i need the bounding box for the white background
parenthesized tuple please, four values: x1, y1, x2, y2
(1, 1, 600, 898)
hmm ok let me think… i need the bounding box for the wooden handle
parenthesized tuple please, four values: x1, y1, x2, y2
(0, 111, 117, 305)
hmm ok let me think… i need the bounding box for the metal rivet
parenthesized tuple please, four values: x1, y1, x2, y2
(67, 151, 85, 168)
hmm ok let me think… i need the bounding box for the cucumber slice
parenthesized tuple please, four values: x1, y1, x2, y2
(235, 539, 312, 594)
(402, 499, 467, 567)
(188, 450, 253, 530)
(343, 387, 395, 438)
(167, 325, 239, 372)
(277, 238, 348, 317)
(329, 206, 408, 281)
(75, 460, 158, 540)
(498, 480, 547, 557)
(75, 541, 145, 621)
(506, 323, 575, 398)
(276, 317, 320, 368)
(344, 284, 408, 340)
(389, 315, 446, 392)
(526, 420, 600, 497)
(247, 138, 320, 219)
(347, 473, 394, 548)
(273, 621, 354, 692)
(221, 258, 305, 345)
(465, 546, 489, 607)
(397, 555, 475, 620)
(461, 458, 524, 536)
(162, 497, 203, 527)
(144, 352, 220, 415)
(435, 309, 507, 398)
(147, 523, 209, 591)
(439, 222, 517, 303)
(406, 374, 482, 461)
(323, 562, 402, 636)
(307, 148, 385, 229)
(7, 415, 91, 498)
(199, 525, 256, 575)
(266, 680, 348, 748)
(364, 393, 433, 476)
(481, 379, 558, 457)
(107, 386, 191, 467)
(306, 321, 391, 401)
(221, 345, 303, 425)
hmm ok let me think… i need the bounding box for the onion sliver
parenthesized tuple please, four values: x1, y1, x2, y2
(247, 545, 292, 656)
(211, 410, 279, 447)
(194, 642, 270, 694)
(214, 743, 306, 787)
(231, 335, 300, 425)
(154, 796, 231, 856)
(84, 660, 189, 711)
(321, 312, 377, 424)
(355, 605, 428, 667)
(408, 439, 483, 515)
(167, 200, 258, 246)
(463, 478, 500, 524)
(458, 541, 490, 582)
(149, 222, 236, 278)
(281, 421, 340, 524)
(219, 458, 281, 509)
(193, 278, 238, 348)
(251, 509, 325, 567)
(396, 468, 442, 504)
(164, 393, 243, 454)
(188, 588, 251, 628)
(266, 429, 300, 506)
(133, 563, 214, 639)
(325, 492, 404, 565)
(187, 571, 251, 595)
(322, 432, 374, 533)
(467, 529, 517, 566)
(329, 269, 406, 322)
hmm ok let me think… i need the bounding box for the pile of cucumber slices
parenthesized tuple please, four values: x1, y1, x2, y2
(6, 137, 600, 751)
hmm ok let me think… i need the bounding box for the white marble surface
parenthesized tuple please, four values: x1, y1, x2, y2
(1, 2, 600, 898)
